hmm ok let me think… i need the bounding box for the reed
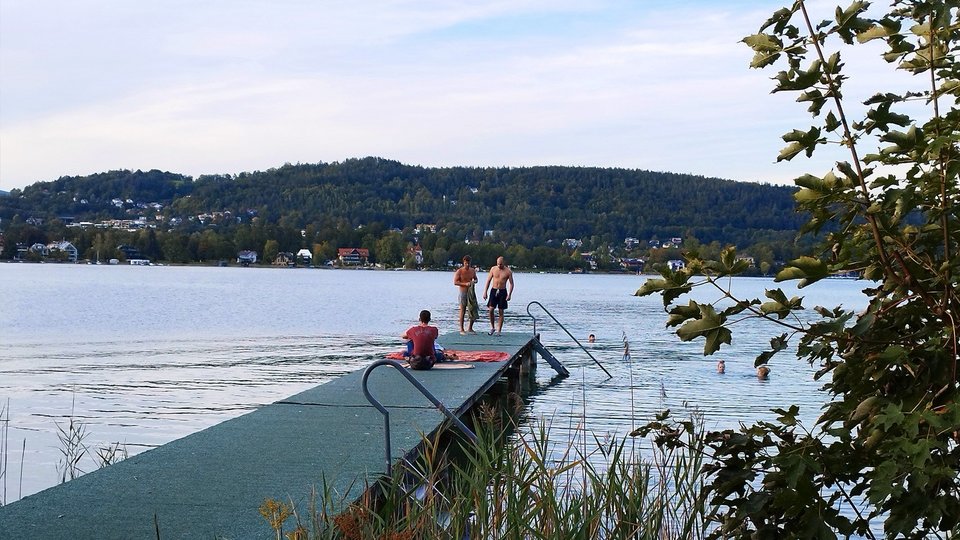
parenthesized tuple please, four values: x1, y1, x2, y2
(1, 399, 8, 506)
(55, 410, 89, 483)
(95, 441, 128, 468)
(263, 411, 710, 539)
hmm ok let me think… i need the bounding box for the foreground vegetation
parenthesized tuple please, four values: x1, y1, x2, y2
(256, 415, 709, 540)
(640, 1, 959, 537)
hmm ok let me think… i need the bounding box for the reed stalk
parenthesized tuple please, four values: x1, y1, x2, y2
(266, 410, 710, 539)
(55, 412, 89, 483)
(1, 399, 8, 506)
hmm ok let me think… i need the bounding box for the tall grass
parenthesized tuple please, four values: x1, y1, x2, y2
(262, 408, 710, 539)
(1, 399, 9, 506)
(53, 396, 129, 484)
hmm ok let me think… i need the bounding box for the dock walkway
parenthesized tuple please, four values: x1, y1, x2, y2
(0, 332, 544, 540)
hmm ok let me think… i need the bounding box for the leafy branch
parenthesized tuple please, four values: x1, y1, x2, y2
(636, 1, 960, 536)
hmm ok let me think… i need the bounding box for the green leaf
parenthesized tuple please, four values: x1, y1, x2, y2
(635, 271, 692, 307)
(743, 33, 782, 52)
(775, 256, 830, 287)
(856, 20, 899, 43)
(873, 402, 905, 431)
(676, 304, 732, 355)
(825, 111, 841, 131)
(834, 1, 872, 44)
(778, 141, 807, 162)
(835, 161, 859, 184)
(756, 333, 789, 365)
(850, 395, 879, 423)
(666, 300, 702, 328)
(636, 278, 668, 297)
(880, 125, 921, 154)
(778, 127, 823, 161)
(758, 6, 798, 34)
(750, 50, 781, 69)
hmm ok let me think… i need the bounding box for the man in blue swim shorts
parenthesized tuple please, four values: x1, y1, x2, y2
(482, 256, 515, 335)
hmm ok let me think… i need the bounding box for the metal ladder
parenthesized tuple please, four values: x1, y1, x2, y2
(361, 359, 478, 476)
(526, 301, 612, 378)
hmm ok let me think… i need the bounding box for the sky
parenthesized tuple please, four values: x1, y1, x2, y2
(0, 0, 906, 192)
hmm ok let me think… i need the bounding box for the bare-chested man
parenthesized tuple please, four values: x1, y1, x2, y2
(453, 255, 478, 334)
(482, 256, 515, 335)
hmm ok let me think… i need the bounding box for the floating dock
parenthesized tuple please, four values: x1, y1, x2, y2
(0, 332, 565, 540)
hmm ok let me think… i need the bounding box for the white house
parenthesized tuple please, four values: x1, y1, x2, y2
(30, 243, 49, 257)
(47, 241, 79, 262)
(296, 248, 313, 264)
(237, 250, 258, 265)
(667, 259, 686, 271)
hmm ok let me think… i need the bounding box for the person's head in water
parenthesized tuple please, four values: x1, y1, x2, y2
(420, 310, 431, 324)
(717, 360, 726, 374)
(757, 365, 770, 379)
(588, 334, 596, 343)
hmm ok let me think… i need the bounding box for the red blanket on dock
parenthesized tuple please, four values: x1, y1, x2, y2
(385, 349, 510, 362)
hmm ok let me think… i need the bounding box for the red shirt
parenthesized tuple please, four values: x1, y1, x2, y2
(405, 325, 438, 358)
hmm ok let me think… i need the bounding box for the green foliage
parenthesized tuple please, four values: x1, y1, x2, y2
(0, 161, 807, 266)
(638, 1, 959, 537)
(271, 417, 710, 539)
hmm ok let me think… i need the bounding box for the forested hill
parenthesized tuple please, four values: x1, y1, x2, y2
(2, 157, 802, 249)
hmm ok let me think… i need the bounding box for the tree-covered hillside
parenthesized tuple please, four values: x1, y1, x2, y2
(4, 157, 801, 242)
(0, 157, 807, 269)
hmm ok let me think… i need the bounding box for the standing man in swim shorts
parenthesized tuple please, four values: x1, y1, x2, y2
(453, 255, 478, 334)
(482, 256, 515, 335)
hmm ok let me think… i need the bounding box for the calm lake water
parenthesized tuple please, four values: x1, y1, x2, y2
(0, 263, 868, 502)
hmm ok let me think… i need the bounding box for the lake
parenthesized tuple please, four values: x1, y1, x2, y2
(0, 263, 867, 502)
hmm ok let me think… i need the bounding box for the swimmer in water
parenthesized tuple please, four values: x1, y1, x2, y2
(757, 365, 771, 380)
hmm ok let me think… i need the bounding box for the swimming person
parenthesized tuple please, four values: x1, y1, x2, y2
(717, 360, 726, 374)
(757, 365, 770, 380)
(482, 256, 515, 335)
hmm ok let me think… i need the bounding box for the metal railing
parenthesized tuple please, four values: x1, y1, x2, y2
(361, 359, 478, 476)
(525, 301, 612, 378)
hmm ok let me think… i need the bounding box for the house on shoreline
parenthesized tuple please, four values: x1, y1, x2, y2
(338, 248, 369, 266)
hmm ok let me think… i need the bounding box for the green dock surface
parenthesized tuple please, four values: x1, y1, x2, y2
(0, 332, 539, 540)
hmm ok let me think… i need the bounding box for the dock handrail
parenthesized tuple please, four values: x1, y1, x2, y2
(525, 301, 612, 378)
(362, 359, 478, 476)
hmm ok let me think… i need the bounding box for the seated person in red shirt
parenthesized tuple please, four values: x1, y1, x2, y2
(402, 309, 440, 370)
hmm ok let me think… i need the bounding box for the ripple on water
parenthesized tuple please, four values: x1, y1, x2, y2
(0, 268, 865, 502)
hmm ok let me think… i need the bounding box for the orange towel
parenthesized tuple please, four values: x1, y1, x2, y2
(385, 350, 509, 362)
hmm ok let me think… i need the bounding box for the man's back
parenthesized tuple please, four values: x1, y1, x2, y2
(407, 325, 437, 357)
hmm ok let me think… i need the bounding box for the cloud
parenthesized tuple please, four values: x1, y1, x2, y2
(0, 1, 920, 190)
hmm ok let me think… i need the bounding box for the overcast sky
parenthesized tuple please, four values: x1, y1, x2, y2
(0, 0, 904, 191)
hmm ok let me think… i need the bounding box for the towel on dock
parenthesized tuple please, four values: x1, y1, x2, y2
(466, 283, 480, 323)
(386, 349, 509, 362)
